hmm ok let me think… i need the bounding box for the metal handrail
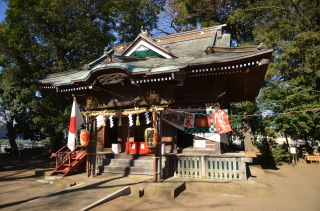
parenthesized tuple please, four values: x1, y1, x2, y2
(57, 145, 80, 167)
(50, 144, 68, 158)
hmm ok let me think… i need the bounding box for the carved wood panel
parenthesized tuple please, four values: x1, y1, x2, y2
(98, 74, 127, 85)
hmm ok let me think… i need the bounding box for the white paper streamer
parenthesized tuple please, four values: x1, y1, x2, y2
(128, 114, 133, 127)
(109, 115, 114, 128)
(145, 111, 150, 124)
(97, 115, 105, 128)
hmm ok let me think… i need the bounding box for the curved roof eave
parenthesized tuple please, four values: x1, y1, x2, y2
(33, 49, 273, 87)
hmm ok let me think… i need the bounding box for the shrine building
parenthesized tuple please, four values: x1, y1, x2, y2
(32, 25, 272, 180)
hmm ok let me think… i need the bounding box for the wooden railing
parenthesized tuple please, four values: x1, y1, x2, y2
(166, 155, 251, 180)
(51, 145, 82, 170)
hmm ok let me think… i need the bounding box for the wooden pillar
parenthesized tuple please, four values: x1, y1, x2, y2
(86, 115, 90, 178)
(118, 119, 123, 152)
(88, 118, 97, 177)
(172, 127, 177, 154)
(153, 111, 157, 182)
(97, 126, 105, 151)
(157, 111, 163, 180)
(122, 116, 135, 154)
(215, 141, 221, 154)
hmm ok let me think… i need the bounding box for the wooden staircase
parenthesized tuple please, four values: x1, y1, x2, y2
(50, 144, 87, 177)
(99, 154, 168, 176)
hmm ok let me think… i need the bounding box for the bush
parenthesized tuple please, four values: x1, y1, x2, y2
(259, 138, 290, 165)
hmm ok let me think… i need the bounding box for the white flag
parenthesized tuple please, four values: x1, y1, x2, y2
(68, 100, 85, 151)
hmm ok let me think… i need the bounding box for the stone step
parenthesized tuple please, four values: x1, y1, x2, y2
(101, 165, 168, 176)
(103, 153, 156, 160)
(103, 159, 167, 167)
(45, 175, 62, 180)
(36, 179, 54, 184)
(103, 166, 154, 175)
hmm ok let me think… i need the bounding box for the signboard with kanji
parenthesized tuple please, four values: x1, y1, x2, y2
(184, 113, 195, 128)
(184, 109, 228, 134)
(210, 110, 232, 135)
(144, 127, 158, 148)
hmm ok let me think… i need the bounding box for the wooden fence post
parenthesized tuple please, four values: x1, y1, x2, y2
(241, 158, 247, 180)
(201, 156, 207, 179)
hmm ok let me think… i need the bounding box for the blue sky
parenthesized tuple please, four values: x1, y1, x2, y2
(0, 1, 7, 22)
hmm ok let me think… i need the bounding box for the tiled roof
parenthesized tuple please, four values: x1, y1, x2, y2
(32, 25, 272, 86)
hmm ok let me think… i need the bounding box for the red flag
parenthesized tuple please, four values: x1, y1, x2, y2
(210, 110, 232, 135)
(68, 100, 85, 151)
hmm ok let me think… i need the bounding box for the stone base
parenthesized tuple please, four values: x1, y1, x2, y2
(130, 182, 185, 198)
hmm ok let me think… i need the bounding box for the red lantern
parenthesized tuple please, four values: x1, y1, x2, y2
(80, 129, 90, 147)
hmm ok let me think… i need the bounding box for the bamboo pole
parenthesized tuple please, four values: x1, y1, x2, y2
(152, 110, 157, 182)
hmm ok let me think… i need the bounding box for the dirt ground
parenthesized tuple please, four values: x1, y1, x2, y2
(0, 152, 63, 209)
(1, 152, 320, 211)
(92, 163, 320, 211)
(0, 151, 55, 172)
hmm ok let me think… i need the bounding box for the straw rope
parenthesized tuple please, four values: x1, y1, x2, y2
(87, 107, 164, 117)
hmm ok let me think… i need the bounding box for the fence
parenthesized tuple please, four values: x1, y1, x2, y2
(0, 141, 48, 153)
(166, 155, 251, 180)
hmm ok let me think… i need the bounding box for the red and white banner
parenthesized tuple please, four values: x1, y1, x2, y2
(68, 100, 85, 151)
(184, 113, 195, 128)
(211, 110, 232, 135)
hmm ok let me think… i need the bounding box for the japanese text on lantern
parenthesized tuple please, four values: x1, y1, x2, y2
(147, 129, 154, 147)
(211, 110, 232, 135)
(184, 113, 195, 128)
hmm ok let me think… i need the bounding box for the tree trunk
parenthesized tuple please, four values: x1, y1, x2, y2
(242, 120, 259, 153)
(285, 134, 290, 150)
(53, 96, 67, 152)
(54, 132, 63, 152)
(285, 134, 294, 166)
(6, 119, 18, 153)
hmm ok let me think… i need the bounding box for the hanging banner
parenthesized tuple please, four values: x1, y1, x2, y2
(184, 113, 195, 128)
(210, 110, 232, 135)
(196, 117, 211, 128)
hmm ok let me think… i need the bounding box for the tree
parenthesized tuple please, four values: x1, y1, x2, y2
(239, 0, 320, 142)
(0, 106, 18, 153)
(154, 0, 197, 36)
(0, 0, 165, 151)
(258, 81, 320, 143)
(172, 0, 258, 45)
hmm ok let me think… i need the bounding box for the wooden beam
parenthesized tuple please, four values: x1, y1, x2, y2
(244, 73, 248, 101)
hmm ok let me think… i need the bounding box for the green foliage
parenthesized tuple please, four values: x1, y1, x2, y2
(230, 101, 266, 138)
(180, 0, 320, 146)
(259, 138, 290, 165)
(0, 0, 164, 150)
(175, 0, 257, 44)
